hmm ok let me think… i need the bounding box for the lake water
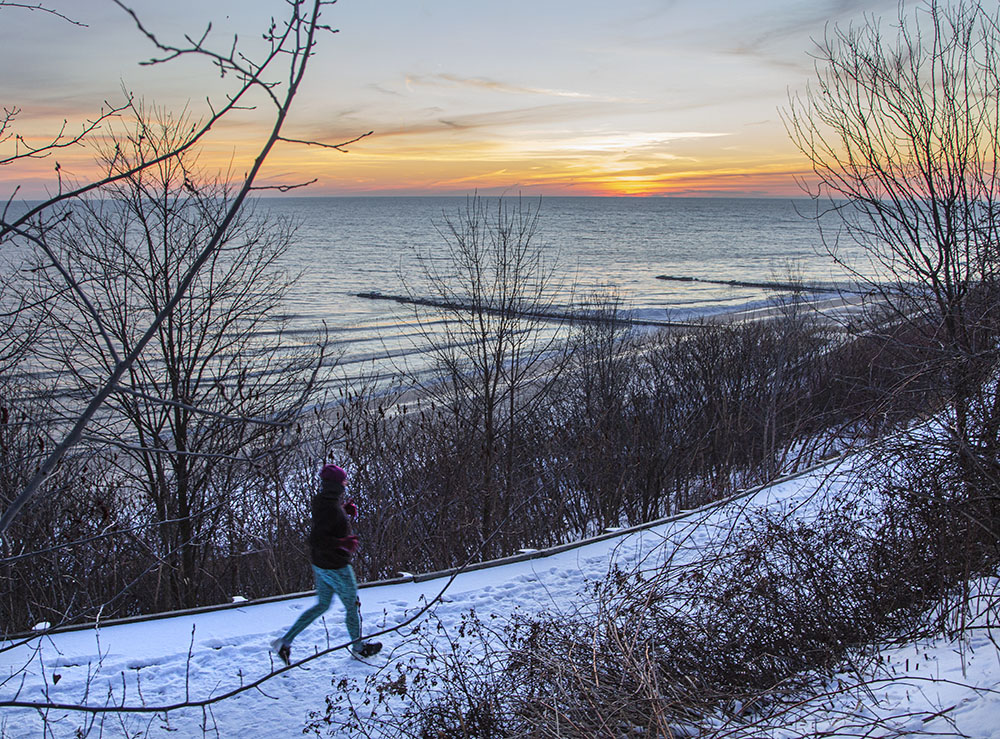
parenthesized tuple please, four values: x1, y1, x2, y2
(263, 196, 855, 383)
(4, 195, 858, 394)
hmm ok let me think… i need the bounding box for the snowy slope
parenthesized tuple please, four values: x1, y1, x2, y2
(3, 459, 1000, 738)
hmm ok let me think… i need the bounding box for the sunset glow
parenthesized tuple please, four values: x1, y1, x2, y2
(0, 0, 902, 200)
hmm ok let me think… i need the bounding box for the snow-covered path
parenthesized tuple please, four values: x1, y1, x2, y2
(3, 459, 1000, 738)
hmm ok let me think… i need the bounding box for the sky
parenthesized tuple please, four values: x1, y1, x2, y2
(0, 0, 909, 199)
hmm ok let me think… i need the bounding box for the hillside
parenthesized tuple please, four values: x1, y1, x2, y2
(3, 456, 999, 737)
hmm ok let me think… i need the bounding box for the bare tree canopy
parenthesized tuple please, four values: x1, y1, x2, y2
(785, 0, 1000, 322)
(784, 0, 1000, 446)
(0, 0, 362, 539)
(12, 108, 329, 609)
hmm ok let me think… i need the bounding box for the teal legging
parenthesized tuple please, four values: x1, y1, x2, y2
(280, 564, 361, 648)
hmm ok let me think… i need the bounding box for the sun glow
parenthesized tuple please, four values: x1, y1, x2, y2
(1, 118, 811, 199)
(223, 123, 810, 198)
(0, 0, 848, 201)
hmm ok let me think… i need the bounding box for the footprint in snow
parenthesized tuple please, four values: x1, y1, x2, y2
(125, 659, 159, 670)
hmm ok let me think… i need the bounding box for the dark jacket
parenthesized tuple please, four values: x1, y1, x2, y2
(309, 481, 356, 569)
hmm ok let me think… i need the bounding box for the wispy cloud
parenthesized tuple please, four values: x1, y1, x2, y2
(543, 130, 729, 152)
(363, 101, 623, 139)
(405, 73, 643, 103)
(721, 0, 900, 71)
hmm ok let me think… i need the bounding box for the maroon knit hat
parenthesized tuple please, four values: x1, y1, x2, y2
(319, 464, 347, 485)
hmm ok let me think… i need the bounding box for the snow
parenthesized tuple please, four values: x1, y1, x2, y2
(3, 459, 1000, 738)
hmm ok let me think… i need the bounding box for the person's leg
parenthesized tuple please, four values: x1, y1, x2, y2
(328, 565, 362, 648)
(279, 565, 335, 645)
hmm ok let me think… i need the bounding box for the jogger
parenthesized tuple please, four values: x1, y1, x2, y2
(271, 463, 381, 665)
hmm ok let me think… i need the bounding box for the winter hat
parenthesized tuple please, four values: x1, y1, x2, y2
(319, 463, 347, 485)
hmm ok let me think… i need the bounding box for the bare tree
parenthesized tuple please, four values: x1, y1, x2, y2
(785, 0, 1000, 636)
(405, 195, 570, 543)
(785, 0, 1000, 434)
(17, 109, 329, 610)
(0, 0, 367, 541)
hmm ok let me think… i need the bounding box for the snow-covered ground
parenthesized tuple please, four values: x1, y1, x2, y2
(3, 458, 1000, 737)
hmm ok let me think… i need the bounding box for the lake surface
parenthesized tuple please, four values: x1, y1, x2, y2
(4, 195, 860, 394)
(263, 196, 855, 382)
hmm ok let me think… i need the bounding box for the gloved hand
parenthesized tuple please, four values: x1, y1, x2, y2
(343, 500, 358, 518)
(336, 534, 360, 555)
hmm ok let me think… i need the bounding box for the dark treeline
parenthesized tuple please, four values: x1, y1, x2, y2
(340, 302, 956, 580)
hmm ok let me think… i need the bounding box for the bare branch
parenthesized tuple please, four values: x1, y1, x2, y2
(110, 385, 293, 428)
(276, 129, 373, 151)
(249, 178, 317, 192)
(0, 100, 132, 167)
(4, 221, 123, 366)
(0, 1, 87, 27)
